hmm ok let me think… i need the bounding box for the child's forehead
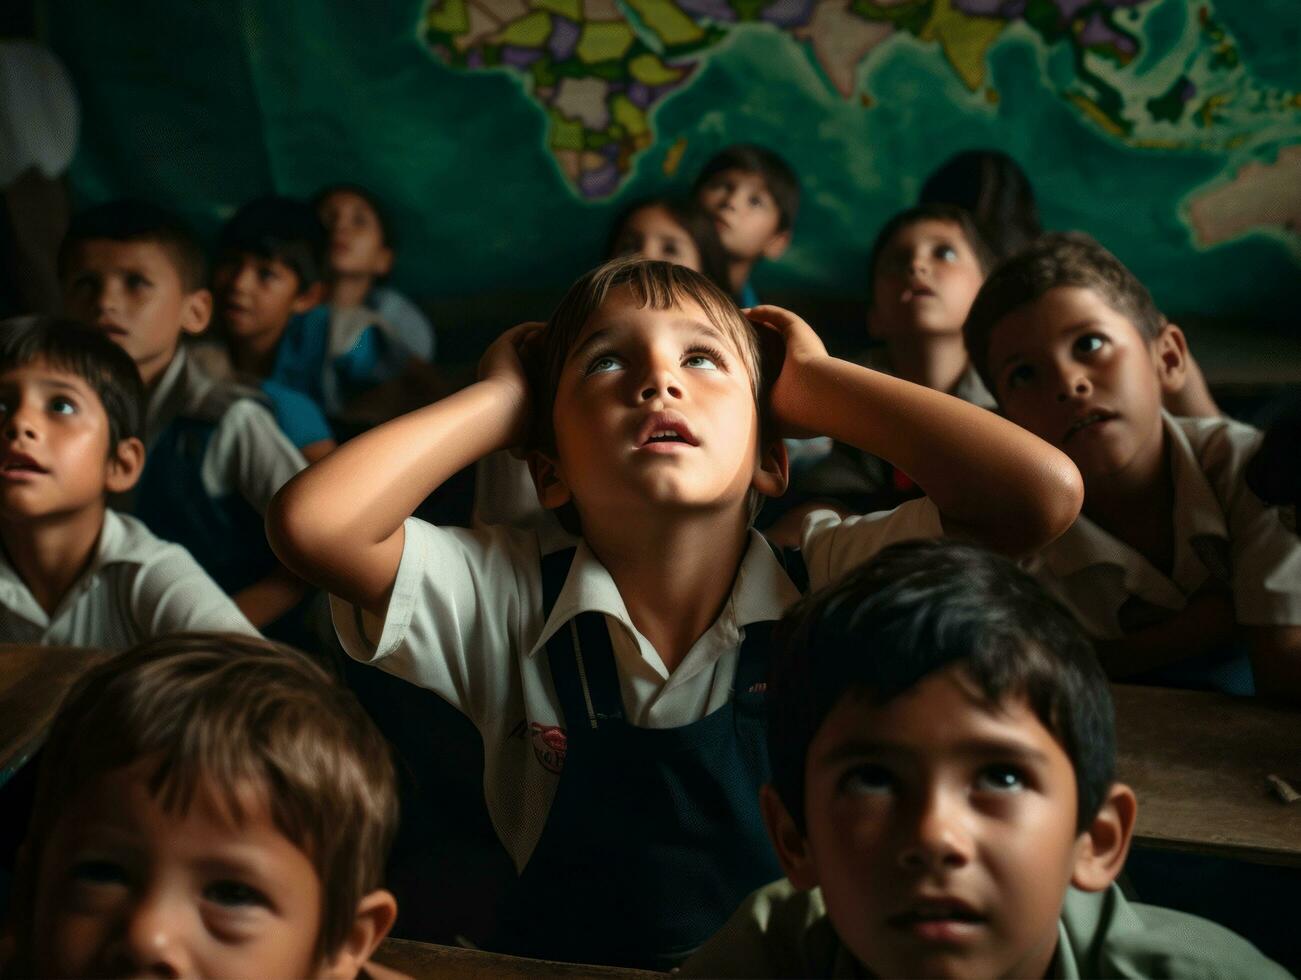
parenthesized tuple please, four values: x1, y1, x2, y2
(706, 167, 773, 195)
(887, 218, 967, 249)
(320, 189, 377, 216)
(991, 285, 1143, 356)
(67, 237, 181, 274)
(575, 289, 739, 351)
(0, 357, 101, 400)
(216, 248, 297, 273)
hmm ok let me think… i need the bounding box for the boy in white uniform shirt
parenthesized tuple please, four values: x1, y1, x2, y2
(0, 317, 255, 647)
(269, 257, 1082, 968)
(964, 233, 1301, 700)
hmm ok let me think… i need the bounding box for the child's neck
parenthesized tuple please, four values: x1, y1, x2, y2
(727, 257, 756, 296)
(1082, 432, 1176, 575)
(230, 327, 286, 379)
(1, 504, 106, 615)
(580, 504, 752, 674)
(884, 332, 971, 396)
(326, 273, 374, 309)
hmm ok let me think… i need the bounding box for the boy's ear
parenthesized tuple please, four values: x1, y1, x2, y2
(105, 436, 145, 495)
(760, 784, 819, 891)
(762, 229, 792, 261)
(752, 438, 789, 499)
(1152, 322, 1189, 396)
(1070, 782, 1137, 893)
(319, 888, 398, 980)
(292, 281, 326, 314)
(180, 288, 213, 337)
(527, 449, 572, 510)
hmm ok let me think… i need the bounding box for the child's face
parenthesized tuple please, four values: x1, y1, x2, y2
(31, 758, 333, 978)
(0, 358, 132, 521)
(211, 251, 315, 347)
(870, 220, 985, 341)
(697, 169, 787, 264)
(542, 286, 772, 520)
(318, 191, 393, 281)
(61, 239, 209, 385)
(986, 286, 1167, 488)
(610, 205, 703, 273)
(789, 667, 1087, 979)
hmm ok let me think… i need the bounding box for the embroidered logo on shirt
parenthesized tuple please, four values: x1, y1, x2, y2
(530, 723, 567, 774)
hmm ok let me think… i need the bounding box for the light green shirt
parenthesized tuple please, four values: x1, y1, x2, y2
(680, 879, 1292, 979)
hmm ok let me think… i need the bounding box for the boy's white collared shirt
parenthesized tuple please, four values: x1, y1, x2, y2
(1029, 412, 1301, 638)
(0, 509, 258, 648)
(330, 498, 942, 870)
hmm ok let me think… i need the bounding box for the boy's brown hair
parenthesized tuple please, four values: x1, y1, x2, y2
(964, 232, 1164, 392)
(531, 256, 770, 454)
(9, 633, 397, 968)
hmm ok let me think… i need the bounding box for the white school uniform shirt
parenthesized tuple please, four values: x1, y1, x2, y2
(124, 347, 306, 514)
(331, 499, 943, 870)
(0, 509, 258, 648)
(1028, 413, 1301, 639)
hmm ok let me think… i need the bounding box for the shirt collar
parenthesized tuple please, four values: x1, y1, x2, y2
(144, 345, 189, 439)
(526, 528, 801, 659)
(1040, 412, 1227, 584)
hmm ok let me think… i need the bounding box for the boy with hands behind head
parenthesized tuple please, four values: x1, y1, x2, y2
(268, 257, 1081, 969)
(682, 540, 1287, 979)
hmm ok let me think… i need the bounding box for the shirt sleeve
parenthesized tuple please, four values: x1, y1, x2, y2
(258, 380, 335, 449)
(801, 498, 944, 590)
(130, 542, 259, 638)
(328, 519, 542, 726)
(203, 399, 308, 515)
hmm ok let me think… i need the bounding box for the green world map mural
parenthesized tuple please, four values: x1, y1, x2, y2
(44, 0, 1300, 355)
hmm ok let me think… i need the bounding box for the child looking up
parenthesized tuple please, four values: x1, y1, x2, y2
(683, 539, 1287, 979)
(59, 200, 316, 632)
(268, 257, 1081, 968)
(965, 233, 1301, 700)
(4, 632, 398, 978)
(316, 183, 436, 363)
(212, 195, 412, 420)
(0, 317, 254, 646)
(694, 144, 798, 306)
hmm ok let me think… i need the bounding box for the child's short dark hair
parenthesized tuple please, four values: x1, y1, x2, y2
(0, 315, 144, 447)
(964, 232, 1165, 393)
(313, 182, 397, 249)
(868, 203, 995, 300)
(58, 198, 207, 291)
(10, 632, 398, 969)
(217, 195, 327, 291)
(768, 539, 1115, 836)
(919, 149, 1042, 261)
(606, 196, 733, 294)
(694, 144, 800, 232)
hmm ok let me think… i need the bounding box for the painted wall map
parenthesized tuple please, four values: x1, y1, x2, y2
(44, 0, 1300, 353)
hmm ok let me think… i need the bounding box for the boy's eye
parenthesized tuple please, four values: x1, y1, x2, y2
(204, 879, 271, 909)
(49, 396, 78, 415)
(126, 273, 152, 290)
(976, 764, 1027, 793)
(71, 858, 129, 886)
(585, 354, 622, 375)
(1074, 334, 1105, 355)
(841, 763, 894, 795)
(935, 244, 958, 262)
(257, 265, 281, 284)
(1005, 364, 1034, 389)
(748, 194, 766, 209)
(683, 354, 718, 370)
(661, 240, 681, 258)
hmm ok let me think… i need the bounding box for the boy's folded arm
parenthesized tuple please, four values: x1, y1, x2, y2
(750, 305, 1082, 555)
(231, 564, 309, 629)
(1244, 625, 1301, 703)
(268, 324, 539, 614)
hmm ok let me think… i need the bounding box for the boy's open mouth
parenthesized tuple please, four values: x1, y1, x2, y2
(1064, 409, 1118, 441)
(0, 452, 49, 477)
(888, 898, 987, 940)
(636, 412, 699, 448)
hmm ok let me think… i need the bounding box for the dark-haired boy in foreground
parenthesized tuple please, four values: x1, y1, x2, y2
(964, 233, 1301, 700)
(683, 539, 1288, 979)
(0, 317, 254, 645)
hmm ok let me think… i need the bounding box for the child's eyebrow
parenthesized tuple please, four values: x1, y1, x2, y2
(817, 736, 1050, 767)
(568, 319, 734, 364)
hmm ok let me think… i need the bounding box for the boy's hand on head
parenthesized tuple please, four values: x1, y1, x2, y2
(744, 305, 830, 439)
(477, 321, 543, 450)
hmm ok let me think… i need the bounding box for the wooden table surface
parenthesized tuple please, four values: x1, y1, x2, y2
(372, 938, 665, 979)
(0, 644, 111, 784)
(1113, 683, 1301, 866)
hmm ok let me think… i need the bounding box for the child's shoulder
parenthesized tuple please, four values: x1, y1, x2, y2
(1171, 413, 1263, 478)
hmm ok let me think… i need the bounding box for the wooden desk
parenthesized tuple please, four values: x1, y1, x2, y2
(1113, 684, 1301, 867)
(373, 938, 666, 979)
(0, 645, 111, 784)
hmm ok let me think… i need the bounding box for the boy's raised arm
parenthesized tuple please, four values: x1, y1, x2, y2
(266, 324, 539, 612)
(748, 305, 1083, 555)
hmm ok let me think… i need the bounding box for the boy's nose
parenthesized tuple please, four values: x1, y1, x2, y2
(107, 892, 189, 978)
(1055, 365, 1093, 402)
(4, 403, 39, 441)
(639, 366, 683, 401)
(898, 790, 973, 873)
